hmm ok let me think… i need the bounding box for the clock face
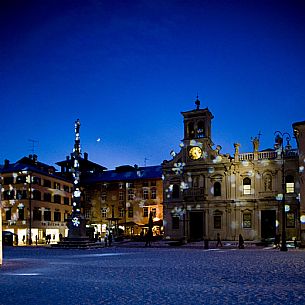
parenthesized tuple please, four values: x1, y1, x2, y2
(189, 146, 202, 160)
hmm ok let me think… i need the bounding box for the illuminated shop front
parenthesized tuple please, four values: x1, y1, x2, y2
(0, 155, 73, 245)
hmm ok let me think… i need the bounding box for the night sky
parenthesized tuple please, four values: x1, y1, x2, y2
(1, 0, 305, 170)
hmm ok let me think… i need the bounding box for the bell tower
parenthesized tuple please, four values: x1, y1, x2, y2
(182, 96, 214, 157)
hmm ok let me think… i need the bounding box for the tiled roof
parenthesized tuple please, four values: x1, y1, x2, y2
(0, 157, 71, 183)
(83, 165, 162, 184)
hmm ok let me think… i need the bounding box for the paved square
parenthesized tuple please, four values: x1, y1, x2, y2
(1, 247, 305, 305)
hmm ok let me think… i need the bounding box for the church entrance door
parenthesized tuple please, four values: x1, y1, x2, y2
(189, 212, 204, 241)
(261, 210, 276, 240)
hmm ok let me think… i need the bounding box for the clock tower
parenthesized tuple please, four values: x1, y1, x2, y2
(182, 96, 214, 159)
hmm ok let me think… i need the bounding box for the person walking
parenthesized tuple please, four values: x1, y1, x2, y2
(216, 233, 222, 247)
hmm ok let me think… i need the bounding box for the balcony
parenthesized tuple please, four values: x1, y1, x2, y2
(183, 188, 205, 201)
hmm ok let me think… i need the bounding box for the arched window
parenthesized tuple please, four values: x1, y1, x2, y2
(214, 182, 221, 196)
(285, 175, 294, 193)
(172, 184, 180, 199)
(188, 122, 195, 138)
(243, 177, 251, 195)
(193, 177, 199, 188)
(197, 121, 205, 138)
(264, 174, 272, 191)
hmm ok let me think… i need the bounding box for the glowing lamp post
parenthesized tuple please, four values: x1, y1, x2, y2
(67, 119, 87, 239)
(274, 131, 291, 252)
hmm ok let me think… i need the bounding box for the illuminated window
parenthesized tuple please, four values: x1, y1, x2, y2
(143, 207, 149, 217)
(119, 207, 124, 218)
(119, 183, 124, 189)
(286, 212, 295, 228)
(128, 207, 133, 218)
(18, 207, 24, 220)
(143, 189, 149, 199)
(127, 183, 134, 188)
(44, 209, 51, 221)
(172, 184, 180, 199)
(172, 216, 180, 229)
(151, 188, 157, 199)
(101, 208, 107, 218)
(214, 182, 221, 196)
(285, 175, 294, 193)
(101, 192, 107, 201)
(243, 178, 251, 195)
(214, 215, 221, 229)
(243, 213, 252, 228)
(54, 182, 61, 190)
(84, 209, 91, 219)
(128, 189, 134, 200)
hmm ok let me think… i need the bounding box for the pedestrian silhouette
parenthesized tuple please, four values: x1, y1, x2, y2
(274, 234, 280, 249)
(145, 212, 153, 247)
(216, 233, 222, 247)
(238, 234, 244, 249)
(108, 232, 112, 247)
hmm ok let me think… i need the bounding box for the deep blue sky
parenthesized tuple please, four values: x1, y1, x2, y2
(1, 0, 305, 170)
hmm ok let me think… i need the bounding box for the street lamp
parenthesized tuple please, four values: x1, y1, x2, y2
(274, 131, 291, 252)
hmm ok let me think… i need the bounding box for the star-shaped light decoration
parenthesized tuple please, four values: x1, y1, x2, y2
(72, 217, 80, 227)
(172, 162, 185, 175)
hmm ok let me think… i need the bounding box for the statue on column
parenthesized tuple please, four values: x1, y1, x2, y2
(252, 136, 260, 152)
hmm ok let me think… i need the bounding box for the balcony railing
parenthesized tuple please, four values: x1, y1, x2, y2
(183, 188, 205, 198)
(238, 149, 298, 161)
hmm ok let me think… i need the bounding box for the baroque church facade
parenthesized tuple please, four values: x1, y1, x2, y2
(162, 99, 300, 242)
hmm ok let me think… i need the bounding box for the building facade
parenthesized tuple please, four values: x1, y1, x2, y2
(293, 121, 305, 247)
(82, 165, 163, 239)
(0, 155, 73, 244)
(163, 99, 300, 242)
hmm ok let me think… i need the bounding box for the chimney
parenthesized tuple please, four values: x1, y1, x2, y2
(33, 154, 38, 163)
(84, 152, 88, 160)
(4, 159, 9, 168)
(29, 154, 33, 160)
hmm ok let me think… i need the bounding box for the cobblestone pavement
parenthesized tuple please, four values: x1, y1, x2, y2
(0, 246, 305, 305)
